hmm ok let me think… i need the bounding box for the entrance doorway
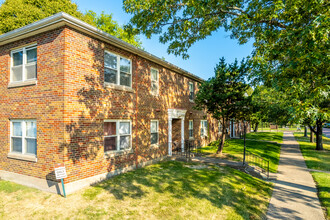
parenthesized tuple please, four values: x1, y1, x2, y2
(168, 109, 187, 156)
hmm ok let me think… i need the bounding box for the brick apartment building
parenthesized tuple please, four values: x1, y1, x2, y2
(0, 13, 245, 194)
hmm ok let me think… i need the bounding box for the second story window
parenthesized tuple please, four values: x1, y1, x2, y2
(11, 45, 37, 83)
(104, 51, 131, 87)
(150, 68, 159, 95)
(189, 82, 194, 101)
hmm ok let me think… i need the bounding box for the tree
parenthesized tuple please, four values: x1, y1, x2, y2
(84, 11, 142, 48)
(124, 0, 329, 150)
(195, 57, 250, 154)
(0, 0, 141, 47)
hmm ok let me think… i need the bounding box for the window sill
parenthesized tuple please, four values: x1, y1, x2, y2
(8, 80, 37, 88)
(150, 144, 159, 148)
(7, 152, 37, 162)
(104, 148, 134, 158)
(104, 82, 134, 93)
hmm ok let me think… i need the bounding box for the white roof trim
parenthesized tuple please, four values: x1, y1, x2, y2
(0, 12, 204, 82)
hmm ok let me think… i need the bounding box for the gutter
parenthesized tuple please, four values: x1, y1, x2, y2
(0, 12, 204, 83)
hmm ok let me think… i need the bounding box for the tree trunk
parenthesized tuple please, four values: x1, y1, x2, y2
(304, 126, 308, 137)
(316, 121, 324, 150)
(254, 122, 259, 132)
(309, 125, 314, 143)
(216, 118, 227, 154)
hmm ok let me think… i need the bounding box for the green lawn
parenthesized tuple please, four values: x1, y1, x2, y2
(246, 132, 283, 143)
(257, 127, 298, 131)
(294, 132, 330, 171)
(294, 132, 330, 219)
(201, 132, 282, 173)
(312, 172, 330, 219)
(0, 161, 272, 219)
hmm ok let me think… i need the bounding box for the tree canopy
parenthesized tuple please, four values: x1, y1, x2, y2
(195, 57, 250, 154)
(124, 0, 329, 150)
(0, 0, 142, 48)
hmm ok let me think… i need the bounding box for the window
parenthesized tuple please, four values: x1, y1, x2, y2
(11, 45, 37, 83)
(189, 82, 194, 101)
(218, 122, 222, 133)
(104, 51, 131, 87)
(104, 120, 131, 152)
(189, 120, 194, 138)
(151, 120, 159, 145)
(10, 120, 37, 155)
(150, 68, 159, 95)
(200, 120, 208, 137)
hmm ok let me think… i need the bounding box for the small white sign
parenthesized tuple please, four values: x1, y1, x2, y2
(55, 166, 67, 179)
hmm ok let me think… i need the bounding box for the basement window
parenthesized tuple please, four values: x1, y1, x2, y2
(104, 51, 132, 87)
(104, 120, 132, 152)
(11, 45, 37, 83)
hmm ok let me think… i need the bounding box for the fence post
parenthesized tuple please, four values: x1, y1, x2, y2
(268, 161, 270, 179)
(243, 122, 246, 165)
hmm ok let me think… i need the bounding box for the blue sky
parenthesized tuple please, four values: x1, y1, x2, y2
(75, 0, 254, 80)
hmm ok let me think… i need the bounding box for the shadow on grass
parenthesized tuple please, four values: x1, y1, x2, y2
(294, 132, 330, 172)
(246, 132, 283, 143)
(201, 139, 280, 173)
(85, 161, 272, 219)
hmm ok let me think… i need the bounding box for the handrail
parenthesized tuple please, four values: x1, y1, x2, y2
(245, 150, 270, 179)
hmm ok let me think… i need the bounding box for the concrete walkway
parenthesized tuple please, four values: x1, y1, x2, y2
(266, 132, 325, 220)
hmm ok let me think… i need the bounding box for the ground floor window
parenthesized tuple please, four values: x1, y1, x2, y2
(151, 120, 159, 145)
(200, 120, 208, 137)
(104, 120, 131, 152)
(218, 122, 222, 133)
(189, 120, 193, 138)
(11, 119, 37, 155)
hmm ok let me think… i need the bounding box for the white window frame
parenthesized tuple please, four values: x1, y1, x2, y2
(104, 120, 132, 152)
(189, 120, 194, 139)
(10, 44, 37, 83)
(10, 119, 37, 156)
(189, 82, 194, 101)
(218, 122, 222, 133)
(150, 68, 159, 96)
(200, 120, 208, 137)
(104, 50, 132, 88)
(150, 120, 159, 146)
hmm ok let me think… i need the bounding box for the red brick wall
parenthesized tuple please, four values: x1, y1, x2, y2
(0, 28, 66, 181)
(0, 26, 220, 183)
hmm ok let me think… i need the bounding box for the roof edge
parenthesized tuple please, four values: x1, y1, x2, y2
(0, 12, 204, 83)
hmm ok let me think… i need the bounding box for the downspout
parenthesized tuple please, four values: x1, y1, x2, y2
(134, 58, 139, 168)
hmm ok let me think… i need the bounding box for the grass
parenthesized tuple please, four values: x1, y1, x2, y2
(246, 132, 283, 143)
(257, 127, 298, 131)
(294, 132, 330, 219)
(0, 161, 273, 219)
(311, 172, 330, 219)
(201, 132, 282, 173)
(293, 132, 330, 171)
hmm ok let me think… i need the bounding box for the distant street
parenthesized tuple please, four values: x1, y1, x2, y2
(324, 128, 330, 138)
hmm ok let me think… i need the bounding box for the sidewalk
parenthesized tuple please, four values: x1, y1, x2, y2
(266, 132, 325, 219)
